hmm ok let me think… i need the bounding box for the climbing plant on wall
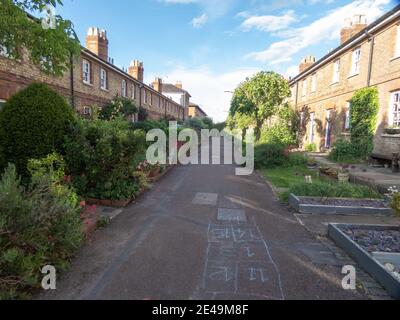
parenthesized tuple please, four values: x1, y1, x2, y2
(349, 87, 379, 158)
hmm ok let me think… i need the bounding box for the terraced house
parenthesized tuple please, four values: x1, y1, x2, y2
(0, 26, 186, 121)
(289, 5, 400, 159)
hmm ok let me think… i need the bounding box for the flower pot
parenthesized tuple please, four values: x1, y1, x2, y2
(385, 128, 400, 135)
(338, 172, 350, 183)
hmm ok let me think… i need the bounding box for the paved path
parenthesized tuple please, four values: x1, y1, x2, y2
(40, 163, 368, 300)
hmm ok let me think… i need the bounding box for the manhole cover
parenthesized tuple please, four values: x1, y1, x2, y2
(217, 208, 247, 222)
(192, 193, 218, 206)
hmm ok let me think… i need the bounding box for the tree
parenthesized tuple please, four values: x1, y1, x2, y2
(0, 0, 80, 76)
(229, 71, 291, 141)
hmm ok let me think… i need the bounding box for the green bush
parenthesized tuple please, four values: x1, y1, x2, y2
(391, 192, 400, 217)
(64, 118, 147, 200)
(0, 157, 83, 299)
(99, 96, 137, 121)
(349, 87, 379, 158)
(0, 83, 76, 178)
(287, 152, 308, 166)
(305, 143, 317, 152)
(328, 139, 358, 163)
(254, 143, 286, 169)
(289, 181, 381, 199)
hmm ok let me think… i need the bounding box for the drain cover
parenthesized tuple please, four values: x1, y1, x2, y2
(192, 193, 218, 206)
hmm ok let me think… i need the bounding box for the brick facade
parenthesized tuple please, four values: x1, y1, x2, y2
(289, 6, 400, 157)
(0, 28, 185, 122)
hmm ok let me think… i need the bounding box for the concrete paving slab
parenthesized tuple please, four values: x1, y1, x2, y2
(193, 192, 218, 206)
(217, 208, 247, 222)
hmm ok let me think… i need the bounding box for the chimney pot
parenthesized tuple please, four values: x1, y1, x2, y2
(128, 60, 144, 82)
(86, 27, 109, 61)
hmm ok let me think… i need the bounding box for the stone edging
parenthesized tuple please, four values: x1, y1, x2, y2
(328, 223, 400, 299)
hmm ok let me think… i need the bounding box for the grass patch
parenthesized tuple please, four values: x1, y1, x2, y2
(260, 165, 322, 188)
(289, 181, 382, 199)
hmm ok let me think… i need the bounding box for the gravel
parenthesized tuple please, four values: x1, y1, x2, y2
(341, 227, 400, 254)
(301, 198, 387, 208)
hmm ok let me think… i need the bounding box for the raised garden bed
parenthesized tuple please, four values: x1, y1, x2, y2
(289, 193, 392, 215)
(329, 223, 400, 299)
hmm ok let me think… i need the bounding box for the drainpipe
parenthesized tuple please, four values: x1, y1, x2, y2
(366, 30, 375, 87)
(69, 52, 75, 109)
(139, 84, 143, 121)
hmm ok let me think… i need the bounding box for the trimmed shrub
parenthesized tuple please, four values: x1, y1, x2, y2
(0, 83, 75, 178)
(0, 156, 83, 299)
(64, 118, 147, 200)
(289, 181, 381, 199)
(305, 143, 317, 152)
(254, 143, 286, 169)
(391, 192, 400, 217)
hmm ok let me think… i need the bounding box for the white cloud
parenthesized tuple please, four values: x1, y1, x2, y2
(148, 66, 258, 122)
(245, 0, 391, 64)
(191, 13, 208, 28)
(241, 10, 297, 32)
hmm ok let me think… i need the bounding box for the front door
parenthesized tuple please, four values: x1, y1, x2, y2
(325, 110, 332, 149)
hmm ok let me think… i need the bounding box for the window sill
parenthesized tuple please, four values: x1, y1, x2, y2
(83, 81, 93, 87)
(390, 55, 400, 62)
(347, 73, 359, 79)
(100, 87, 109, 92)
(330, 81, 339, 86)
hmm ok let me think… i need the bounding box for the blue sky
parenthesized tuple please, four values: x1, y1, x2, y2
(53, 0, 398, 121)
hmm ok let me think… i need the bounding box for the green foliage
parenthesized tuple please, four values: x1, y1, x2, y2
(391, 192, 400, 217)
(261, 164, 318, 189)
(138, 106, 148, 121)
(349, 87, 379, 158)
(259, 104, 299, 146)
(254, 143, 287, 169)
(305, 143, 317, 152)
(0, 83, 76, 178)
(99, 96, 138, 121)
(0, 158, 83, 299)
(289, 181, 381, 199)
(64, 118, 147, 200)
(0, 0, 80, 76)
(229, 71, 291, 141)
(184, 117, 215, 131)
(132, 119, 169, 134)
(328, 139, 360, 163)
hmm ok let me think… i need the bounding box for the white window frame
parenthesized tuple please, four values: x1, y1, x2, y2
(302, 78, 307, 97)
(121, 80, 127, 97)
(389, 90, 400, 127)
(143, 90, 148, 104)
(395, 24, 400, 58)
(311, 73, 317, 92)
(345, 102, 351, 130)
(351, 48, 361, 76)
(309, 112, 315, 143)
(0, 99, 6, 110)
(100, 68, 107, 90)
(82, 59, 91, 84)
(332, 59, 340, 83)
(83, 106, 92, 116)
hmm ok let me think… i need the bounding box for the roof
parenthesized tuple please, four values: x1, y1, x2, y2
(289, 4, 400, 85)
(189, 102, 208, 116)
(162, 83, 192, 97)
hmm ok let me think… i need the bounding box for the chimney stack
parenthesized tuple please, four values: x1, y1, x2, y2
(299, 55, 316, 73)
(153, 77, 163, 92)
(86, 27, 109, 61)
(340, 14, 367, 44)
(175, 81, 183, 89)
(128, 60, 144, 82)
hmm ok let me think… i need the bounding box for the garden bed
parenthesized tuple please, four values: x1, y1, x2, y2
(329, 223, 400, 299)
(289, 193, 392, 215)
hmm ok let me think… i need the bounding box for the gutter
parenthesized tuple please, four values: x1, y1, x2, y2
(69, 52, 75, 108)
(366, 30, 375, 87)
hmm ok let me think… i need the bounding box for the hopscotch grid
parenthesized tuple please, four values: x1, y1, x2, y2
(202, 222, 212, 290)
(252, 216, 285, 301)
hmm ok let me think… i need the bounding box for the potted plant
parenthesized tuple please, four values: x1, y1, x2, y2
(337, 167, 350, 183)
(385, 126, 400, 135)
